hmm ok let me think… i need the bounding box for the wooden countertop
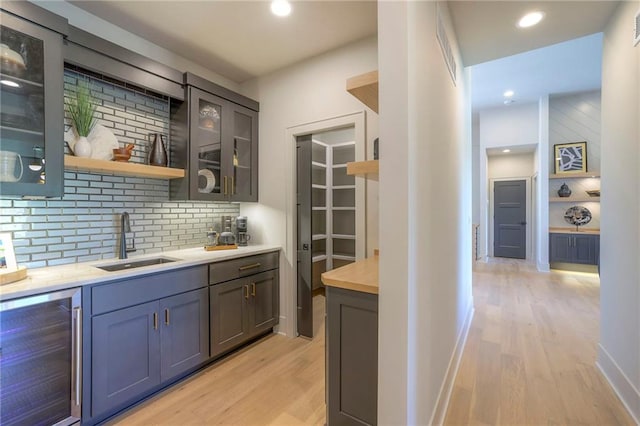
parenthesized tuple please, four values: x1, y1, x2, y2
(321, 255, 378, 295)
(549, 227, 600, 235)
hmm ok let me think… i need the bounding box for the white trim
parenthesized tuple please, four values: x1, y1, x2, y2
(488, 177, 533, 260)
(430, 304, 475, 426)
(284, 111, 367, 337)
(596, 344, 640, 424)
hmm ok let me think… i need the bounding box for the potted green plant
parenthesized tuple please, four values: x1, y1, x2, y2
(66, 82, 97, 158)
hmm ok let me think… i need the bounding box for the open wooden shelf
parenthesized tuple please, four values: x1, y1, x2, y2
(64, 155, 185, 179)
(347, 160, 378, 179)
(550, 196, 600, 203)
(550, 172, 600, 179)
(346, 70, 378, 113)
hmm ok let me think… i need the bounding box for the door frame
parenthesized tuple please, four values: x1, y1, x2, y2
(489, 177, 532, 260)
(284, 111, 366, 337)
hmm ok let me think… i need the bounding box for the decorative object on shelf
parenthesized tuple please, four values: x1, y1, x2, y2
(0, 150, 23, 182)
(148, 133, 168, 166)
(554, 141, 587, 174)
(373, 137, 379, 160)
(199, 104, 220, 130)
(0, 43, 26, 77)
(28, 146, 44, 172)
(112, 144, 135, 162)
(198, 168, 216, 193)
(65, 124, 120, 161)
(66, 82, 98, 158)
(206, 229, 218, 247)
(564, 205, 592, 231)
(557, 182, 572, 197)
(586, 189, 601, 197)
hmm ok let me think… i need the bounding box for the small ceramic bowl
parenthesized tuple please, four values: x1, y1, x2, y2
(112, 148, 131, 162)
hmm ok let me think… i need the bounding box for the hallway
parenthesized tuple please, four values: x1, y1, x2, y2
(445, 261, 634, 425)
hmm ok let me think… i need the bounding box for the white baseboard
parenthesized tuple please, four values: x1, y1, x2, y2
(596, 344, 640, 424)
(537, 261, 550, 272)
(430, 304, 475, 426)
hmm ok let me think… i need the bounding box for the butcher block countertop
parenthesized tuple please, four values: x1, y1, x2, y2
(549, 227, 600, 235)
(321, 255, 379, 295)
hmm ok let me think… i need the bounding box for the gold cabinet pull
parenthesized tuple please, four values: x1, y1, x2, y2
(231, 176, 235, 195)
(238, 262, 261, 271)
(165, 308, 170, 325)
(244, 284, 249, 299)
(251, 282, 256, 297)
(223, 176, 228, 195)
(153, 312, 158, 330)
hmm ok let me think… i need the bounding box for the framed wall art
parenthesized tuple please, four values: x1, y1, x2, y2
(554, 141, 587, 174)
(0, 232, 17, 271)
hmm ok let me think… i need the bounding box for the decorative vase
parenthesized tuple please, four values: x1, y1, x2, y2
(74, 136, 92, 158)
(148, 133, 168, 167)
(558, 182, 571, 197)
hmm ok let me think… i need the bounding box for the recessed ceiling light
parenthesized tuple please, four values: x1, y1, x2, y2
(503, 90, 515, 97)
(502, 149, 511, 153)
(518, 11, 545, 28)
(0, 79, 20, 88)
(271, 0, 292, 17)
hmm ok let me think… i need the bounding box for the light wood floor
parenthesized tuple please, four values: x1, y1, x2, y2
(445, 259, 635, 425)
(110, 294, 326, 426)
(111, 265, 634, 426)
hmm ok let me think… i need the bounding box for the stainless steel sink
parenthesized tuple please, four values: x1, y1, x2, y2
(95, 257, 178, 272)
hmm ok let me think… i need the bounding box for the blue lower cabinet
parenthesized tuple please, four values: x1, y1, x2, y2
(92, 301, 161, 418)
(90, 288, 209, 421)
(549, 233, 599, 265)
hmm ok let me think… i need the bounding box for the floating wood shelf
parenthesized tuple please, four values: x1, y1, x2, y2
(550, 172, 600, 179)
(347, 160, 379, 179)
(64, 155, 185, 179)
(550, 196, 600, 203)
(346, 70, 378, 113)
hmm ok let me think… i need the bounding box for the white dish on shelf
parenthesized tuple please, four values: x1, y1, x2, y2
(198, 169, 216, 193)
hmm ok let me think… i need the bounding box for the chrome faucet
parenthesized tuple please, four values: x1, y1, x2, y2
(119, 211, 136, 259)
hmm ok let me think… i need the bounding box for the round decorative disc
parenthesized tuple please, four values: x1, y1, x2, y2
(564, 206, 592, 227)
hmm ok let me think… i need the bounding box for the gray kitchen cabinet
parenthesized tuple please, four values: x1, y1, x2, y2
(209, 252, 280, 357)
(0, 4, 66, 198)
(326, 286, 378, 426)
(549, 233, 599, 265)
(171, 73, 259, 202)
(92, 301, 161, 418)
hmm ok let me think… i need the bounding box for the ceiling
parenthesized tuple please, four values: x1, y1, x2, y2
(69, 0, 378, 83)
(67, 0, 618, 103)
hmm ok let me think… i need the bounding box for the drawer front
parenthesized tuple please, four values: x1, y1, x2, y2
(209, 251, 279, 285)
(92, 266, 208, 315)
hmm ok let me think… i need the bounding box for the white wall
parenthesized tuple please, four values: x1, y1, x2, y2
(239, 37, 379, 336)
(478, 102, 540, 259)
(33, 0, 241, 90)
(378, 2, 473, 423)
(598, 1, 640, 423)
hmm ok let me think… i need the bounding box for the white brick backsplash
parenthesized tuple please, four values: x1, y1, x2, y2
(0, 69, 240, 268)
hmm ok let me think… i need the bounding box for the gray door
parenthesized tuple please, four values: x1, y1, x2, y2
(210, 278, 249, 357)
(296, 135, 313, 338)
(248, 270, 279, 337)
(493, 180, 526, 259)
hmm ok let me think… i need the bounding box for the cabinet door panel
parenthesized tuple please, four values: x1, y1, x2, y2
(549, 234, 572, 263)
(249, 270, 279, 337)
(160, 288, 209, 381)
(229, 104, 258, 202)
(574, 235, 597, 265)
(0, 11, 63, 197)
(92, 301, 160, 417)
(210, 278, 249, 357)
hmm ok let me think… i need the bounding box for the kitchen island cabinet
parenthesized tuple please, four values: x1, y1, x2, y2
(322, 255, 378, 426)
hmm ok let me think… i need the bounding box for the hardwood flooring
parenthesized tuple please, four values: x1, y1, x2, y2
(110, 264, 634, 425)
(445, 259, 635, 426)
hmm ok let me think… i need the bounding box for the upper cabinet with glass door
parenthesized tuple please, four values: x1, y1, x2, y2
(173, 73, 258, 202)
(0, 6, 65, 198)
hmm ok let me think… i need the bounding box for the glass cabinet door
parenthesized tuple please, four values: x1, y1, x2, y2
(189, 87, 226, 200)
(230, 105, 258, 202)
(0, 11, 63, 198)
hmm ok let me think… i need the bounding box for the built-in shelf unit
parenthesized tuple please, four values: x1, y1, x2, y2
(312, 139, 357, 290)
